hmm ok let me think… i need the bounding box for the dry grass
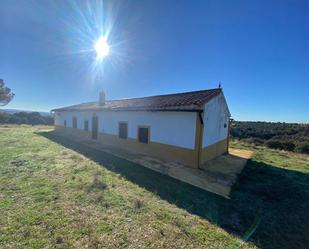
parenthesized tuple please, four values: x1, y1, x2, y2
(1, 125, 308, 249)
(0, 125, 253, 249)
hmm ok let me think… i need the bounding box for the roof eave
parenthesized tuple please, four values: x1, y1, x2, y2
(52, 107, 203, 112)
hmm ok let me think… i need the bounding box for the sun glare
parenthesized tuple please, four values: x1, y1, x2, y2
(95, 36, 110, 59)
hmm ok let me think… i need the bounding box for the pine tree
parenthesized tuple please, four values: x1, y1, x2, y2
(0, 79, 14, 106)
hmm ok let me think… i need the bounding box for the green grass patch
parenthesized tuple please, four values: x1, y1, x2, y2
(0, 125, 308, 248)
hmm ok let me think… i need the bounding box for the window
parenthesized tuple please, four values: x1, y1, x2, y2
(118, 122, 128, 139)
(72, 116, 77, 128)
(64, 120, 67, 127)
(84, 120, 89, 131)
(138, 126, 150, 144)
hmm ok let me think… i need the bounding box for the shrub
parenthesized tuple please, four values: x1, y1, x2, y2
(265, 140, 284, 150)
(244, 137, 264, 146)
(280, 141, 296, 151)
(231, 121, 308, 154)
(296, 142, 309, 154)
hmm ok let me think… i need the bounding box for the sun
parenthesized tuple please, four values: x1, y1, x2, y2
(94, 36, 110, 59)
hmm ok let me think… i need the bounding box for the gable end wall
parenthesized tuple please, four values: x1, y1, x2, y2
(200, 93, 230, 163)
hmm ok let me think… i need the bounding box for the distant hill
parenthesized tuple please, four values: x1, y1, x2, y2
(230, 121, 309, 154)
(0, 109, 52, 117)
(0, 110, 54, 125)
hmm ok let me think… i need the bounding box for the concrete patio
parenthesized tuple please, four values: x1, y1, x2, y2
(115, 149, 251, 198)
(64, 133, 253, 198)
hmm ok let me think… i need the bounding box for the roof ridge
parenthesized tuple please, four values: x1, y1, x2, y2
(51, 87, 223, 112)
(107, 88, 221, 102)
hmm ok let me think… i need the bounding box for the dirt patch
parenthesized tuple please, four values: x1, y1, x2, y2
(200, 148, 254, 195)
(229, 148, 254, 159)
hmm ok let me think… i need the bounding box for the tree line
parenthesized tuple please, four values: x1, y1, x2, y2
(230, 121, 309, 154)
(0, 111, 54, 125)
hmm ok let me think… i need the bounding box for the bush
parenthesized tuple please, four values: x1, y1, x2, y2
(231, 121, 308, 154)
(0, 112, 10, 123)
(296, 142, 309, 154)
(266, 140, 284, 150)
(245, 137, 264, 146)
(280, 141, 296, 151)
(265, 139, 296, 152)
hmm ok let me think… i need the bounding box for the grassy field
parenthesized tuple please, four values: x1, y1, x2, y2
(0, 125, 308, 248)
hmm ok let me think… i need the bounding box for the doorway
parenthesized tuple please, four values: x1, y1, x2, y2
(92, 115, 98, 139)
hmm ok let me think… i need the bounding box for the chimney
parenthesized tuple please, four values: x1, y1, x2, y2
(99, 91, 106, 105)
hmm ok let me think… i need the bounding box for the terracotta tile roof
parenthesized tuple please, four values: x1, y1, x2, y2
(52, 88, 222, 112)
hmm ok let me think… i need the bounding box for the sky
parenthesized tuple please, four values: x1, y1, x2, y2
(0, 0, 308, 123)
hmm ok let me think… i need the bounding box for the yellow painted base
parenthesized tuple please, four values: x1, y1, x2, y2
(54, 126, 229, 168)
(200, 138, 228, 164)
(54, 126, 198, 168)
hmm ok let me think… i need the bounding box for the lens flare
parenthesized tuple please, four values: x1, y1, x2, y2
(95, 36, 110, 59)
(51, 0, 130, 83)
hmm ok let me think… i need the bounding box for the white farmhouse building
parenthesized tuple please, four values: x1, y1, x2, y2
(52, 88, 231, 168)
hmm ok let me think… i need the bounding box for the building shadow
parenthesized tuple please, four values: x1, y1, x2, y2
(38, 131, 309, 249)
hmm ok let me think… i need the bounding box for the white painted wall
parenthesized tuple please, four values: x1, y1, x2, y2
(55, 111, 93, 130)
(55, 110, 197, 149)
(202, 93, 230, 148)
